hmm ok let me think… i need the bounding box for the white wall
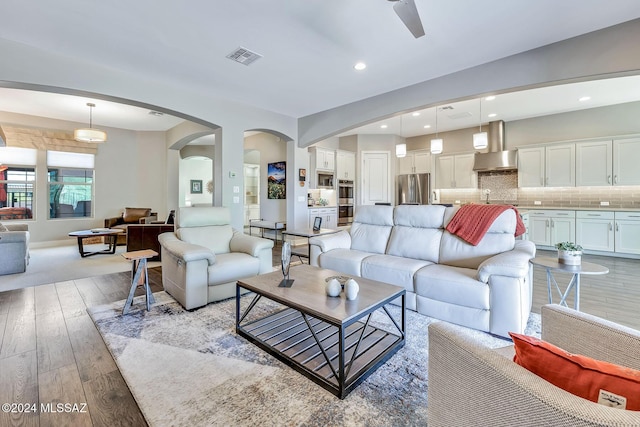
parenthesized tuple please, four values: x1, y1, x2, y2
(244, 133, 287, 222)
(180, 157, 213, 207)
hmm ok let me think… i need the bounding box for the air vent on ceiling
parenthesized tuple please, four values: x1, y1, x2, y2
(448, 111, 473, 120)
(226, 47, 263, 66)
(148, 111, 164, 117)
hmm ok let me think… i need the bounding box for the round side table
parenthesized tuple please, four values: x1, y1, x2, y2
(530, 256, 609, 311)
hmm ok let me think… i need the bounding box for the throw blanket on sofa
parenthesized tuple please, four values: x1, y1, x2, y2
(446, 204, 526, 246)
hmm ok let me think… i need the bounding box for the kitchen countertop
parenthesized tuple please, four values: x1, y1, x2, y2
(308, 205, 337, 209)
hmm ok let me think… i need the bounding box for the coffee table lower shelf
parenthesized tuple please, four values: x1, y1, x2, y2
(236, 305, 404, 399)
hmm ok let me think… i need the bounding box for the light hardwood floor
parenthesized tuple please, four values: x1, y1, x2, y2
(0, 246, 638, 426)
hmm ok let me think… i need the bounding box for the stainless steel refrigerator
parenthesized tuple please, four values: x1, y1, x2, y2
(397, 173, 431, 205)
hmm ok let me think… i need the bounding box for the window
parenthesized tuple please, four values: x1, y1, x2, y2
(0, 147, 37, 221)
(47, 151, 95, 219)
(0, 167, 35, 220)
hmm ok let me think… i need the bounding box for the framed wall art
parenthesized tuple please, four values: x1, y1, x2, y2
(267, 162, 286, 199)
(190, 180, 203, 194)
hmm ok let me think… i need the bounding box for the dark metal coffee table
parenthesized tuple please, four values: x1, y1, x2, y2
(68, 229, 123, 257)
(236, 264, 405, 399)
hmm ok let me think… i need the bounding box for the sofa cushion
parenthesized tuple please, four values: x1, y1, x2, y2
(350, 205, 394, 254)
(439, 208, 516, 269)
(414, 264, 490, 310)
(207, 252, 261, 286)
(318, 248, 374, 277)
(394, 204, 446, 228)
(350, 223, 392, 254)
(362, 254, 431, 292)
(123, 207, 152, 223)
(178, 225, 233, 254)
(387, 205, 445, 262)
(439, 232, 516, 269)
(511, 332, 640, 411)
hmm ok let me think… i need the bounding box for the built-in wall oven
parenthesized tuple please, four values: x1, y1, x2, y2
(338, 179, 354, 226)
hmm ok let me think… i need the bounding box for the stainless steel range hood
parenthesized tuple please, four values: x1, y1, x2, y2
(472, 120, 517, 171)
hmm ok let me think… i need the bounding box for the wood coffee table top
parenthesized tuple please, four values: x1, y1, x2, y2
(237, 264, 404, 325)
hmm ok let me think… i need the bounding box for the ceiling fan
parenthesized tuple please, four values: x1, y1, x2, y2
(388, 0, 425, 39)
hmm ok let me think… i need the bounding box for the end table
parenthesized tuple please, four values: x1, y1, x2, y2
(121, 249, 158, 314)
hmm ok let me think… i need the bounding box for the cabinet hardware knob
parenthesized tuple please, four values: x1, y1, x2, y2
(607, 175, 612, 184)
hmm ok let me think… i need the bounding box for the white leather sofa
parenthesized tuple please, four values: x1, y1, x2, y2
(0, 222, 29, 275)
(158, 207, 274, 310)
(309, 205, 536, 338)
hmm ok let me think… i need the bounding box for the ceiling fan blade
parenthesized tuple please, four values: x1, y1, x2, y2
(393, 0, 425, 38)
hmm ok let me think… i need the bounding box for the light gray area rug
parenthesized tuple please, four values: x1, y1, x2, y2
(89, 292, 541, 427)
(0, 243, 160, 292)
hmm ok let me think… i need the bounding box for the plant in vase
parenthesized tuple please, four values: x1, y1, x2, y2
(555, 241, 583, 265)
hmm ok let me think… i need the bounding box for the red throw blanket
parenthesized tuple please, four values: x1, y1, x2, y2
(445, 204, 526, 246)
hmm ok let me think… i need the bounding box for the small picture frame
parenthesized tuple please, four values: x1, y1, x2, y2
(299, 168, 306, 181)
(190, 180, 203, 194)
(313, 216, 322, 231)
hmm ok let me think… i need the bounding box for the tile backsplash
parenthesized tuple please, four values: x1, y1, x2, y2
(438, 170, 640, 209)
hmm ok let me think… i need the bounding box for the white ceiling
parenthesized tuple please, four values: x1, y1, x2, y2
(0, 0, 640, 136)
(1, 0, 640, 122)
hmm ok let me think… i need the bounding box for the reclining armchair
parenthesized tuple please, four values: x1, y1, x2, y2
(105, 207, 157, 245)
(0, 223, 30, 275)
(428, 304, 640, 426)
(158, 207, 274, 310)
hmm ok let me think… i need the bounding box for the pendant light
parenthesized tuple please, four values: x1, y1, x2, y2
(74, 103, 107, 143)
(395, 114, 407, 158)
(473, 98, 488, 150)
(430, 107, 443, 154)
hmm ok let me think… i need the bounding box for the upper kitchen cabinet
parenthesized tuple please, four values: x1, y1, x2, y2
(576, 138, 640, 186)
(336, 150, 356, 180)
(397, 149, 431, 175)
(576, 140, 613, 186)
(435, 153, 476, 189)
(613, 138, 640, 185)
(312, 147, 335, 171)
(518, 143, 575, 187)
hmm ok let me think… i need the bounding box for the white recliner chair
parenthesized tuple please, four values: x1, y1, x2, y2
(158, 207, 274, 310)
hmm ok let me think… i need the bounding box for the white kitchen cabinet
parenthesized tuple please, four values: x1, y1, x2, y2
(576, 140, 613, 186)
(517, 147, 545, 187)
(615, 212, 640, 255)
(528, 210, 575, 247)
(518, 144, 574, 187)
(397, 150, 431, 175)
(336, 150, 356, 180)
(308, 207, 337, 230)
(313, 147, 335, 171)
(575, 138, 640, 187)
(576, 211, 615, 252)
(435, 153, 476, 189)
(613, 138, 640, 185)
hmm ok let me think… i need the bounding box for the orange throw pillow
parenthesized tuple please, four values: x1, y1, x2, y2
(510, 332, 640, 411)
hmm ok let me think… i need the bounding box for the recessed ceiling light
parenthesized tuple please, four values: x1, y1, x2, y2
(485, 96, 496, 101)
(423, 125, 431, 129)
(380, 124, 388, 129)
(148, 110, 164, 117)
(412, 112, 420, 117)
(354, 62, 367, 71)
(488, 113, 497, 118)
(579, 96, 591, 102)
